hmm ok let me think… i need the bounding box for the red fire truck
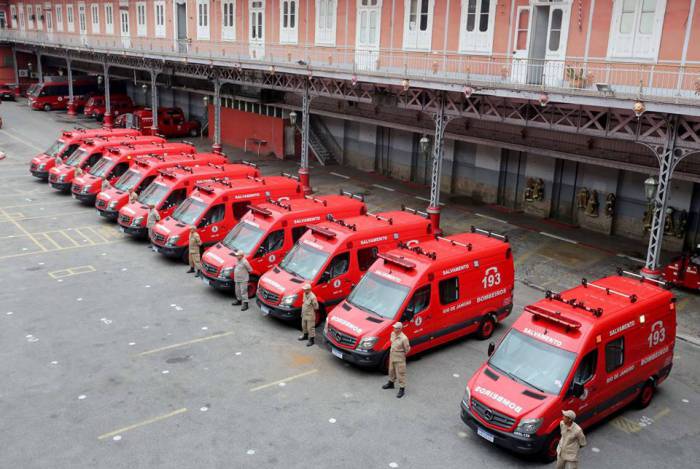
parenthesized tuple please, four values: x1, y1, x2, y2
(27, 77, 99, 111)
(200, 192, 367, 294)
(95, 151, 224, 220)
(662, 249, 700, 291)
(150, 175, 304, 262)
(256, 208, 435, 325)
(83, 94, 134, 121)
(461, 270, 675, 461)
(29, 128, 140, 179)
(47, 135, 164, 192)
(118, 162, 260, 238)
(71, 142, 194, 205)
(115, 107, 201, 138)
(325, 228, 514, 369)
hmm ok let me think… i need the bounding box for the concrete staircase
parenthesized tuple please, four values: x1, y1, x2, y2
(298, 116, 342, 166)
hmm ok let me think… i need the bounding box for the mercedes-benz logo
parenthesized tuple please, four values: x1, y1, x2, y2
(484, 409, 494, 421)
(335, 332, 342, 342)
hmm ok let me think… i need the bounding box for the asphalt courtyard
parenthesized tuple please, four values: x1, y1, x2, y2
(0, 101, 698, 468)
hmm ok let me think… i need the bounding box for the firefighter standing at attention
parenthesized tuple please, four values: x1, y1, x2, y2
(187, 226, 202, 277)
(382, 322, 410, 398)
(146, 205, 160, 250)
(298, 284, 318, 347)
(556, 410, 587, 469)
(231, 250, 253, 311)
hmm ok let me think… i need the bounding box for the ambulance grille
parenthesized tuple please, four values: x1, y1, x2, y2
(49, 173, 58, 183)
(152, 232, 166, 244)
(119, 214, 131, 225)
(72, 184, 83, 193)
(31, 162, 39, 171)
(471, 398, 516, 429)
(96, 199, 107, 209)
(327, 326, 357, 348)
(258, 287, 280, 304)
(202, 261, 219, 276)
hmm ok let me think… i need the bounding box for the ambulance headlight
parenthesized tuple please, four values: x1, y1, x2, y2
(165, 235, 180, 247)
(463, 385, 471, 405)
(38, 163, 46, 170)
(82, 185, 91, 194)
(514, 418, 543, 436)
(108, 201, 118, 210)
(280, 294, 298, 307)
(220, 267, 233, 279)
(131, 216, 144, 227)
(58, 174, 66, 182)
(356, 336, 378, 351)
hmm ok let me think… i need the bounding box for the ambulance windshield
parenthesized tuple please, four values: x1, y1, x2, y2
(65, 148, 88, 166)
(115, 169, 142, 191)
(172, 197, 208, 225)
(45, 139, 66, 157)
(223, 221, 264, 255)
(279, 242, 329, 280)
(89, 157, 112, 177)
(488, 330, 576, 395)
(347, 272, 410, 319)
(138, 182, 169, 206)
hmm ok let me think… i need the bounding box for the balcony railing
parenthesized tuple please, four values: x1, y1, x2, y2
(3, 30, 700, 105)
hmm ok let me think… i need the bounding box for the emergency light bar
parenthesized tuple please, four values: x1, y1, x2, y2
(231, 160, 257, 168)
(471, 226, 509, 242)
(367, 212, 394, 225)
(107, 147, 122, 154)
(158, 168, 177, 178)
(194, 182, 216, 193)
(181, 140, 194, 146)
(308, 225, 337, 238)
(397, 241, 438, 260)
(526, 304, 582, 331)
(401, 205, 429, 218)
(616, 268, 670, 289)
(247, 176, 265, 183)
(281, 172, 300, 181)
(581, 278, 637, 303)
(340, 189, 365, 201)
(249, 205, 273, 217)
(379, 252, 416, 270)
(268, 198, 293, 211)
(326, 215, 358, 231)
(436, 236, 473, 251)
(305, 195, 328, 206)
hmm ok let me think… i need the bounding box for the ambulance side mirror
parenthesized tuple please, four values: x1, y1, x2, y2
(487, 342, 495, 357)
(571, 382, 585, 398)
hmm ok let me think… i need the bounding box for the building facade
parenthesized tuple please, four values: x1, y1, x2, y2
(2, 1, 700, 261)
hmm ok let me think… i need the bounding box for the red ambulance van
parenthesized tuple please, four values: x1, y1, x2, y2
(83, 94, 134, 121)
(256, 208, 434, 324)
(325, 228, 514, 369)
(95, 152, 224, 220)
(150, 175, 303, 262)
(200, 192, 367, 294)
(118, 162, 260, 238)
(29, 128, 140, 179)
(116, 107, 200, 138)
(461, 270, 675, 461)
(71, 142, 194, 205)
(27, 77, 98, 111)
(48, 135, 164, 192)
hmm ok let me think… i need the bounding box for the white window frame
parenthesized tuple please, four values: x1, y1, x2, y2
(55, 4, 63, 31)
(66, 4, 74, 32)
(221, 0, 235, 41)
(458, 0, 497, 55)
(136, 1, 147, 36)
(27, 4, 34, 29)
(120, 8, 129, 37)
(90, 3, 99, 33)
(280, 0, 298, 44)
(196, 0, 210, 40)
(78, 2, 87, 35)
(10, 5, 17, 29)
(154, 1, 165, 38)
(315, 0, 336, 46)
(35, 3, 43, 31)
(104, 3, 113, 34)
(45, 4, 53, 32)
(402, 0, 434, 51)
(607, 0, 667, 61)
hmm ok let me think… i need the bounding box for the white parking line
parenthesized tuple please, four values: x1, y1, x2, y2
(539, 232, 579, 244)
(413, 196, 446, 206)
(250, 369, 319, 392)
(329, 172, 350, 180)
(616, 253, 646, 264)
(475, 213, 508, 224)
(372, 184, 395, 192)
(0, 129, 44, 152)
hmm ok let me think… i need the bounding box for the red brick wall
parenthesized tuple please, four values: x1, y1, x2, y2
(0, 46, 14, 82)
(207, 106, 286, 160)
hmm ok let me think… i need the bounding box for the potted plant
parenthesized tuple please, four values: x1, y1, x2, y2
(566, 66, 589, 88)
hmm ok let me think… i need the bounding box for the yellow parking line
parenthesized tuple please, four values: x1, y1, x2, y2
(0, 240, 120, 261)
(250, 369, 319, 392)
(39, 232, 63, 250)
(653, 407, 671, 420)
(0, 128, 45, 152)
(85, 226, 110, 244)
(136, 331, 235, 357)
(3, 211, 89, 222)
(0, 200, 75, 210)
(73, 228, 96, 245)
(98, 408, 188, 440)
(70, 265, 96, 275)
(0, 207, 47, 252)
(48, 269, 73, 279)
(58, 230, 81, 247)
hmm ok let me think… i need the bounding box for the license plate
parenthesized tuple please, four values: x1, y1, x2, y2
(477, 427, 495, 443)
(201, 277, 210, 286)
(72, 194, 77, 199)
(260, 305, 270, 316)
(119, 227, 126, 233)
(332, 348, 343, 359)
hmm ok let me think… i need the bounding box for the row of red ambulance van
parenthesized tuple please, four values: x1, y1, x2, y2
(30, 125, 678, 463)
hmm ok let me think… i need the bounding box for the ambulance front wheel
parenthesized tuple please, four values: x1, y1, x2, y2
(636, 380, 655, 409)
(247, 277, 259, 298)
(43, 103, 52, 112)
(476, 315, 497, 340)
(540, 430, 561, 463)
